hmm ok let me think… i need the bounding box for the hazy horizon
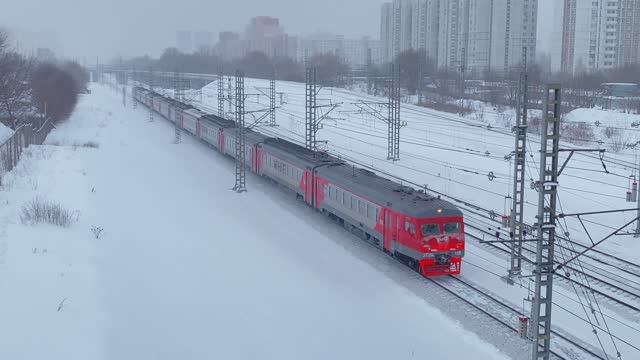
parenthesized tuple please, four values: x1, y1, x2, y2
(1, 0, 554, 61)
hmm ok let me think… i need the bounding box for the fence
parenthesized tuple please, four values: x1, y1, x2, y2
(0, 119, 55, 183)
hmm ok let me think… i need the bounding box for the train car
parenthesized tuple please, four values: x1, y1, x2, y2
(315, 165, 464, 276)
(259, 138, 340, 201)
(132, 87, 465, 277)
(182, 108, 203, 136)
(198, 114, 235, 151)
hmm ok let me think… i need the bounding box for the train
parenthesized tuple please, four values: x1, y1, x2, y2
(133, 86, 465, 276)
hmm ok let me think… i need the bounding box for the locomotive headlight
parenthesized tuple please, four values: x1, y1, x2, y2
(423, 253, 435, 259)
(436, 208, 443, 214)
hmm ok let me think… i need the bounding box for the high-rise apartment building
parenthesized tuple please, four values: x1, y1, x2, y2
(380, 0, 537, 74)
(437, 0, 469, 70)
(193, 31, 213, 53)
(489, 0, 538, 74)
(381, 0, 436, 63)
(176, 31, 193, 54)
(562, 0, 640, 73)
(299, 34, 383, 67)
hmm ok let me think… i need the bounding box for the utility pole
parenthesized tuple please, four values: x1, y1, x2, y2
(387, 63, 402, 161)
(366, 48, 373, 95)
(530, 84, 561, 360)
(509, 47, 529, 278)
(233, 70, 247, 193)
(174, 70, 183, 144)
(460, 47, 466, 110)
(305, 67, 318, 151)
(227, 76, 234, 116)
(148, 66, 154, 123)
(218, 67, 224, 117)
(269, 68, 277, 127)
(636, 160, 640, 237)
(132, 66, 138, 109)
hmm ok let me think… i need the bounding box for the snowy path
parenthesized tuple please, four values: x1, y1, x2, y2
(0, 84, 513, 359)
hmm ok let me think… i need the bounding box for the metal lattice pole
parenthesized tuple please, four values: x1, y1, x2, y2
(509, 47, 529, 278)
(233, 71, 247, 193)
(174, 70, 183, 144)
(132, 66, 138, 108)
(305, 67, 317, 151)
(387, 63, 401, 161)
(530, 84, 561, 360)
(122, 70, 127, 108)
(269, 69, 277, 127)
(460, 47, 466, 110)
(148, 66, 154, 122)
(227, 76, 234, 115)
(218, 67, 224, 117)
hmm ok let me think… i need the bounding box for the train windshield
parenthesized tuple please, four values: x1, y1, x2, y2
(422, 224, 439, 237)
(444, 222, 461, 234)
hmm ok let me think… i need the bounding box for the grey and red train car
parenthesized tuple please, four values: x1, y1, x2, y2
(133, 87, 465, 276)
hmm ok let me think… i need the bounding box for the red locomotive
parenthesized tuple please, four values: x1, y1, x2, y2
(134, 87, 465, 276)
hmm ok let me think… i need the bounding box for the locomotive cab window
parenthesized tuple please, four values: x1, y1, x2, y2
(444, 222, 461, 234)
(422, 224, 439, 236)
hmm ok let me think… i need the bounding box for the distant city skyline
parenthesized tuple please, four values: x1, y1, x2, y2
(1, 0, 557, 62)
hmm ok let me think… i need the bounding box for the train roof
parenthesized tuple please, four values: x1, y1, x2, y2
(261, 137, 343, 168)
(316, 163, 462, 218)
(201, 114, 236, 129)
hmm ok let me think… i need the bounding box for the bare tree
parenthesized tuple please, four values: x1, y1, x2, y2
(0, 30, 34, 128)
(31, 63, 78, 123)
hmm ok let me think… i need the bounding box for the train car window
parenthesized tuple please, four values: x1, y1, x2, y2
(351, 197, 356, 210)
(358, 200, 365, 214)
(444, 223, 461, 234)
(342, 192, 346, 205)
(366, 204, 372, 218)
(422, 224, 439, 236)
(375, 208, 380, 220)
(405, 221, 416, 235)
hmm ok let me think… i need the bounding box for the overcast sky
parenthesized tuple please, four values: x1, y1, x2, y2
(1, 0, 555, 61)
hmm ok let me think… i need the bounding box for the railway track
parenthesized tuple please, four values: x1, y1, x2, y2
(148, 88, 619, 359)
(464, 221, 640, 314)
(428, 276, 608, 360)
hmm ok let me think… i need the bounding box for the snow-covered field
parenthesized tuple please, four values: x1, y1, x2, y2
(0, 84, 514, 359)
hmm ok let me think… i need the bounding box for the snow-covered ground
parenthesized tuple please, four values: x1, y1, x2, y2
(0, 122, 13, 144)
(0, 84, 514, 359)
(189, 77, 640, 359)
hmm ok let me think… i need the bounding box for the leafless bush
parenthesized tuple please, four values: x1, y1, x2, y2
(603, 126, 619, 139)
(420, 101, 472, 116)
(604, 128, 630, 153)
(528, 117, 542, 135)
(20, 198, 78, 227)
(82, 141, 99, 148)
(90, 225, 103, 239)
(472, 108, 485, 122)
(561, 122, 595, 145)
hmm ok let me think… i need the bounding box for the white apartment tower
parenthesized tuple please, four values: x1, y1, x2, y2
(562, 0, 640, 74)
(380, 0, 537, 74)
(438, 0, 469, 70)
(380, 0, 439, 63)
(489, 0, 538, 74)
(381, 3, 394, 63)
